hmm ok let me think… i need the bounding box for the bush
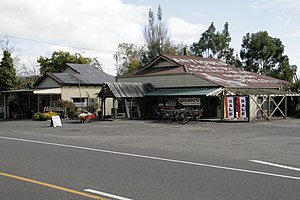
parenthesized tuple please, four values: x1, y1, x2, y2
(57, 99, 78, 119)
(32, 112, 58, 121)
(87, 102, 98, 113)
(32, 112, 41, 120)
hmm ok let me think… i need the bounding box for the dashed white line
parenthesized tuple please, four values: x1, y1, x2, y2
(1, 136, 300, 181)
(84, 189, 133, 200)
(250, 160, 300, 172)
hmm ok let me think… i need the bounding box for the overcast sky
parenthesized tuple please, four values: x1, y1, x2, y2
(0, 0, 299, 76)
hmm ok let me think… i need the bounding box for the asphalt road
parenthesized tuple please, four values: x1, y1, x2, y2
(0, 119, 299, 199)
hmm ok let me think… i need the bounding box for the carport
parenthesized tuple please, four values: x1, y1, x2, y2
(224, 88, 300, 121)
(98, 82, 154, 119)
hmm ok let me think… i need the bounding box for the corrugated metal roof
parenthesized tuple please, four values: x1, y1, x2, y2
(67, 64, 115, 84)
(98, 82, 154, 98)
(145, 87, 220, 96)
(36, 64, 115, 86)
(163, 55, 287, 88)
(121, 54, 288, 89)
(226, 88, 300, 96)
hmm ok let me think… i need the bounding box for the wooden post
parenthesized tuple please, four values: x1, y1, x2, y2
(103, 98, 106, 118)
(267, 95, 271, 120)
(37, 95, 40, 112)
(3, 94, 7, 119)
(221, 95, 224, 122)
(284, 95, 287, 119)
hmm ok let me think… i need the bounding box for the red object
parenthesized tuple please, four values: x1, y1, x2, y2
(79, 112, 95, 123)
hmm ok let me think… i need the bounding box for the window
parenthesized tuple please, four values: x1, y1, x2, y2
(72, 98, 88, 107)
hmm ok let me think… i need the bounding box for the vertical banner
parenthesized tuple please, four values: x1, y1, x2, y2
(227, 97, 235, 119)
(239, 97, 247, 119)
(224, 97, 228, 119)
(236, 97, 241, 118)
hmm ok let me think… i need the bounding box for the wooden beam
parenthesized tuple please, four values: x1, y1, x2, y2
(270, 96, 285, 118)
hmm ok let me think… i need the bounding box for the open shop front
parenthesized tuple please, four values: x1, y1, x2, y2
(223, 88, 300, 121)
(145, 87, 223, 121)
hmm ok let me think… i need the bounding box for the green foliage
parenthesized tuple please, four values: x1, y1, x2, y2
(240, 31, 297, 81)
(57, 99, 78, 119)
(87, 102, 98, 113)
(32, 111, 58, 121)
(114, 43, 143, 75)
(142, 5, 173, 65)
(289, 80, 300, 93)
(268, 56, 297, 82)
(37, 51, 101, 74)
(0, 50, 19, 91)
(190, 22, 234, 64)
(32, 112, 41, 120)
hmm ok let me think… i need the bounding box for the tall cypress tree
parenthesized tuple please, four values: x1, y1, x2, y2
(0, 50, 18, 91)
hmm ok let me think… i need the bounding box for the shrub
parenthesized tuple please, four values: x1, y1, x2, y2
(57, 99, 78, 119)
(32, 112, 41, 120)
(32, 112, 58, 121)
(87, 102, 98, 113)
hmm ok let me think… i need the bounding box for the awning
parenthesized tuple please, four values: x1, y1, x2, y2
(33, 88, 61, 94)
(145, 87, 222, 97)
(226, 88, 300, 96)
(98, 82, 154, 98)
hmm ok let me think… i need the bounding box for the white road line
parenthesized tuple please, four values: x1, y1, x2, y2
(250, 160, 300, 172)
(1, 136, 300, 181)
(84, 189, 133, 200)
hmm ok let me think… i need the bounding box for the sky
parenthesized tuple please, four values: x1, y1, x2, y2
(0, 0, 299, 77)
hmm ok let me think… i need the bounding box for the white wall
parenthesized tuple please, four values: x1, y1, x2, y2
(61, 85, 113, 115)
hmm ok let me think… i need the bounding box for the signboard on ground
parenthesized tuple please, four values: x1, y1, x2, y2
(50, 115, 62, 127)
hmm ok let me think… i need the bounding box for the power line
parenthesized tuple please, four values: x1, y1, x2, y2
(0, 33, 115, 53)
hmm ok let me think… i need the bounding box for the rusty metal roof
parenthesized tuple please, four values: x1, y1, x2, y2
(225, 88, 300, 96)
(122, 54, 288, 89)
(164, 55, 287, 88)
(98, 82, 154, 98)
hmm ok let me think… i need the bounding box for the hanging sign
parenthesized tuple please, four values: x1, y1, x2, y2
(226, 97, 235, 119)
(178, 98, 201, 106)
(239, 96, 247, 119)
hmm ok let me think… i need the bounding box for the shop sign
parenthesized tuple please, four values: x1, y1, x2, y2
(178, 98, 201, 106)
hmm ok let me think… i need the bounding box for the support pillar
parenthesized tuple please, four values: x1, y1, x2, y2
(267, 95, 271, 120)
(3, 94, 7, 119)
(284, 95, 287, 119)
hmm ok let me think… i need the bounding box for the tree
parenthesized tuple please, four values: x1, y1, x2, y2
(268, 56, 297, 82)
(240, 31, 284, 73)
(239, 31, 297, 81)
(0, 50, 18, 91)
(37, 51, 101, 74)
(190, 22, 234, 64)
(114, 43, 143, 75)
(142, 5, 173, 65)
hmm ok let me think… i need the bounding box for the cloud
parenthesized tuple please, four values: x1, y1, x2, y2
(251, 0, 300, 10)
(0, 0, 150, 75)
(167, 17, 205, 45)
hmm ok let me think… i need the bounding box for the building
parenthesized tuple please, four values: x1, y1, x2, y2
(109, 54, 299, 121)
(1, 63, 115, 119)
